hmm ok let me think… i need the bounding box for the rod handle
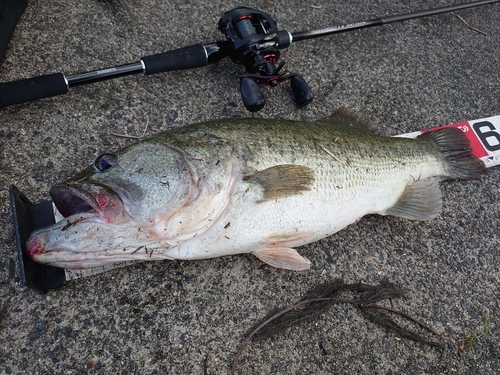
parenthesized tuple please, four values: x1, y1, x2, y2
(142, 44, 208, 75)
(0, 73, 68, 109)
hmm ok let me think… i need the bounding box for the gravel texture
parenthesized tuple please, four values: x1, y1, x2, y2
(0, 0, 499, 374)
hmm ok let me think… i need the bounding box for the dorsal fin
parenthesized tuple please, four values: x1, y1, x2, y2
(318, 107, 381, 134)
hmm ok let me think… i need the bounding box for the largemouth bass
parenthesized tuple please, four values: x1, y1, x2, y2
(26, 110, 486, 270)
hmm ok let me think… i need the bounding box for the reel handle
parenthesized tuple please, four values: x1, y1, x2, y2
(240, 77, 265, 112)
(290, 75, 313, 107)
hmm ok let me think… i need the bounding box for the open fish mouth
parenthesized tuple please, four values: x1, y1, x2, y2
(50, 183, 124, 223)
(25, 183, 128, 266)
(50, 183, 95, 218)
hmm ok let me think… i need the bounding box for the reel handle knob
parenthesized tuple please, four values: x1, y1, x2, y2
(240, 77, 265, 112)
(290, 75, 313, 107)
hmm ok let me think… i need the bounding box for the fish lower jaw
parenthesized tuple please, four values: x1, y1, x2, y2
(34, 256, 138, 270)
(30, 243, 175, 269)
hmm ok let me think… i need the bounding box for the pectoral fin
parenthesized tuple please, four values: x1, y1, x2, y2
(253, 247, 311, 271)
(385, 178, 442, 220)
(246, 164, 315, 201)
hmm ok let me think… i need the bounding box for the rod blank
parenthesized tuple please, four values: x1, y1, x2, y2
(291, 0, 499, 42)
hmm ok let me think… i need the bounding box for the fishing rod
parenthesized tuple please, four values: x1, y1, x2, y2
(0, 0, 498, 112)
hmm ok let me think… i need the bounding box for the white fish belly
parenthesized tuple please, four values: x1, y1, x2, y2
(163, 160, 440, 260)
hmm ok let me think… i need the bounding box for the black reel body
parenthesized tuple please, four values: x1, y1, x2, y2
(218, 7, 313, 111)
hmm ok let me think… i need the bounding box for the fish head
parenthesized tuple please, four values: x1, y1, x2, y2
(26, 141, 199, 268)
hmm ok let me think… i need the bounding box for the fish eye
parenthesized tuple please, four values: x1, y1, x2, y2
(94, 154, 116, 172)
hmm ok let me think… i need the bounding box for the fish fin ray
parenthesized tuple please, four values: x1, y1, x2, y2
(418, 128, 487, 180)
(318, 107, 382, 135)
(253, 247, 311, 270)
(247, 165, 315, 201)
(385, 178, 442, 220)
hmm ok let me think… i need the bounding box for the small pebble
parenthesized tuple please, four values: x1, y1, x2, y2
(168, 110, 178, 121)
(28, 332, 40, 341)
(35, 321, 45, 331)
(322, 339, 333, 355)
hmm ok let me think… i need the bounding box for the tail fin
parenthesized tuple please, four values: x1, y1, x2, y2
(418, 128, 487, 180)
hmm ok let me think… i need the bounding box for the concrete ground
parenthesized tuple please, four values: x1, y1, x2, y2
(0, 0, 499, 374)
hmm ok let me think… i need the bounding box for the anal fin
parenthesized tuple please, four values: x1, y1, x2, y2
(253, 247, 311, 271)
(385, 178, 442, 220)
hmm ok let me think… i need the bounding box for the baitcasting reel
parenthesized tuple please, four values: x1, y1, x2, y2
(218, 7, 313, 112)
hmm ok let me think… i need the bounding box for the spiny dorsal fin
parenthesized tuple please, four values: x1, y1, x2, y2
(318, 107, 381, 135)
(385, 178, 442, 220)
(247, 164, 315, 202)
